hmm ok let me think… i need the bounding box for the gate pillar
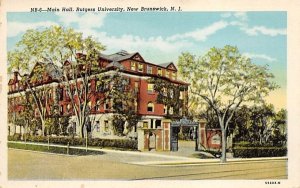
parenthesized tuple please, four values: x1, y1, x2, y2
(137, 127, 145, 151)
(162, 120, 171, 151)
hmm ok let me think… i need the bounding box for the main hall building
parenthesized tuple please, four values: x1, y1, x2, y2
(8, 50, 189, 140)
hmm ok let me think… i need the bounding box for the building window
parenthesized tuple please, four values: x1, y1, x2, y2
(138, 63, 143, 72)
(156, 120, 162, 128)
(180, 91, 184, 99)
(58, 88, 64, 100)
(169, 107, 174, 115)
(67, 104, 72, 112)
(104, 120, 109, 132)
(104, 99, 110, 110)
(48, 89, 52, 99)
(147, 83, 154, 93)
(147, 65, 152, 74)
(179, 108, 183, 116)
(143, 121, 148, 128)
(95, 99, 100, 111)
(60, 105, 63, 114)
(147, 102, 154, 112)
(170, 90, 174, 98)
(87, 101, 92, 111)
(131, 61, 136, 71)
(96, 80, 108, 92)
(166, 70, 170, 78)
(96, 121, 100, 132)
(134, 81, 139, 93)
(172, 72, 177, 80)
(157, 68, 162, 76)
(134, 100, 138, 112)
(72, 122, 76, 134)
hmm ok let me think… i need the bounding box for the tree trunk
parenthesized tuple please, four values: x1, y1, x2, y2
(221, 129, 227, 163)
(80, 123, 85, 138)
(41, 119, 45, 136)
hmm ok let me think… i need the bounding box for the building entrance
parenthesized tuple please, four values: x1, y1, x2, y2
(170, 117, 199, 151)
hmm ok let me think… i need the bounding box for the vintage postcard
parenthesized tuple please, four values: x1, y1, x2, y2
(0, 0, 299, 188)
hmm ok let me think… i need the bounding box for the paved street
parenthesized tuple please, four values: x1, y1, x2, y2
(8, 148, 287, 180)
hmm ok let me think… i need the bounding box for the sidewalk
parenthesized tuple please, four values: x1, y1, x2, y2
(8, 140, 288, 166)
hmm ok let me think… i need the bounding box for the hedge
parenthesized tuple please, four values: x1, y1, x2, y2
(8, 134, 137, 150)
(8, 142, 104, 155)
(233, 147, 287, 158)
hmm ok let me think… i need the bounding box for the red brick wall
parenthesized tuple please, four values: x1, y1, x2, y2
(206, 130, 222, 150)
(138, 79, 164, 116)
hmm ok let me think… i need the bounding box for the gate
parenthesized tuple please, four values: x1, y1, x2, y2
(149, 132, 156, 149)
(170, 117, 199, 151)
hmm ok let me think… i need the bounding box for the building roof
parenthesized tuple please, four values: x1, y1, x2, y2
(106, 61, 124, 69)
(157, 62, 178, 71)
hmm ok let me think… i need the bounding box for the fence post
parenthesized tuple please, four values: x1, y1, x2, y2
(24, 133, 27, 148)
(67, 142, 70, 155)
(48, 136, 50, 150)
(86, 132, 88, 152)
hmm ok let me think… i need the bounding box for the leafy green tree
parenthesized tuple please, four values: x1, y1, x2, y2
(178, 45, 278, 162)
(150, 77, 188, 118)
(8, 26, 105, 138)
(8, 26, 139, 138)
(111, 72, 140, 135)
(270, 109, 287, 146)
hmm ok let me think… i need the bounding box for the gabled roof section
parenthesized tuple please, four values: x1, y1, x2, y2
(106, 61, 124, 70)
(158, 62, 177, 71)
(105, 50, 145, 62)
(29, 62, 62, 82)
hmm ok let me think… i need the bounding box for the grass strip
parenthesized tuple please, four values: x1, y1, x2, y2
(8, 142, 104, 156)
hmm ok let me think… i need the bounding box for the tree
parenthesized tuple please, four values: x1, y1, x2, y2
(178, 45, 278, 162)
(150, 77, 188, 118)
(270, 108, 287, 146)
(8, 26, 140, 138)
(8, 26, 106, 138)
(110, 72, 140, 135)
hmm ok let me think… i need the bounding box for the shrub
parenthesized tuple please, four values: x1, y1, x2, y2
(8, 142, 104, 155)
(233, 147, 287, 158)
(8, 135, 137, 150)
(8, 133, 22, 141)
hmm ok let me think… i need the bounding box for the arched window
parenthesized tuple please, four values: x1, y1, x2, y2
(147, 102, 154, 112)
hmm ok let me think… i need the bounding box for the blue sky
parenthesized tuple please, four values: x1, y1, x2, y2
(7, 11, 287, 109)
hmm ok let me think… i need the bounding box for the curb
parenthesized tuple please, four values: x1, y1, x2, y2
(8, 141, 288, 166)
(134, 157, 288, 166)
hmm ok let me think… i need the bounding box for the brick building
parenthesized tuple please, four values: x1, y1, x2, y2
(8, 50, 189, 141)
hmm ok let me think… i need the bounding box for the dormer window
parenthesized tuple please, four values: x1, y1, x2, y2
(157, 68, 162, 76)
(138, 63, 143, 72)
(131, 61, 136, 71)
(172, 72, 177, 80)
(147, 65, 152, 74)
(166, 70, 170, 78)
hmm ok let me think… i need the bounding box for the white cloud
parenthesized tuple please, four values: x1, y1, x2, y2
(221, 13, 232, 18)
(221, 12, 286, 37)
(7, 21, 58, 37)
(55, 12, 107, 30)
(241, 26, 286, 37)
(90, 31, 192, 53)
(243, 52, 277, 62)
(233, 12, 248, 21)
(167, 21, 229, 42)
